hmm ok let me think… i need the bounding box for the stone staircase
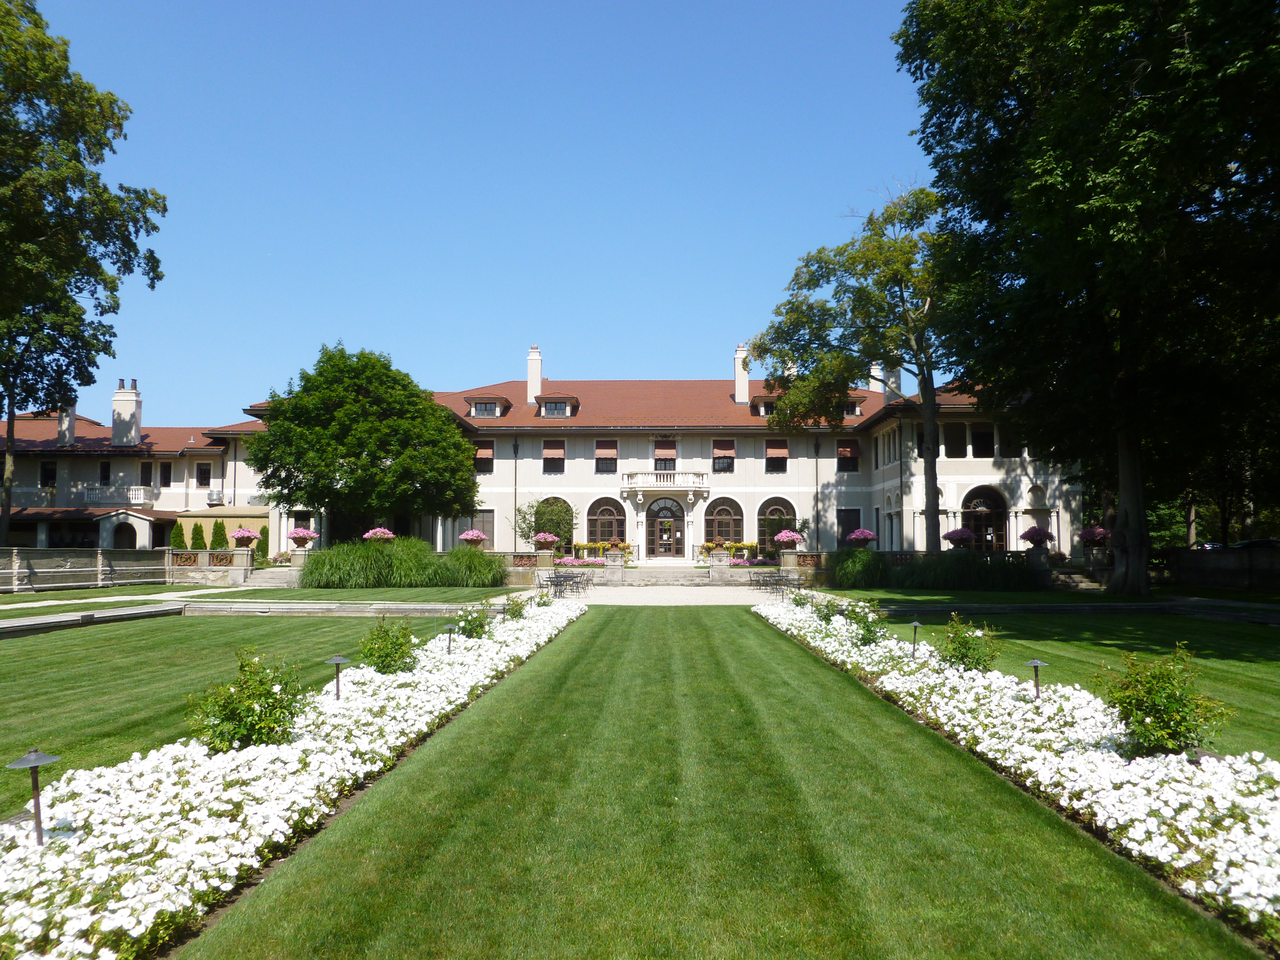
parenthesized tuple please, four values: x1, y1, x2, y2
(244, 566, 298, 588)
(1052, 569, 1104, 592)
(620, 566, 714, 587)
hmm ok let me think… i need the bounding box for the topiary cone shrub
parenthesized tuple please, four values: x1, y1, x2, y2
(209, 520, 229, 550)
(170, 524, 187, 550)
(190, 523, 208, 550)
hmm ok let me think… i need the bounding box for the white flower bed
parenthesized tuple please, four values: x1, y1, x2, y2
(756, 597, 1280, 945)
(0, 600, 586, 959)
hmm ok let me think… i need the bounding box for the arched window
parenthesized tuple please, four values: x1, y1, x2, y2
(757, 497, 797, 548)
(961, 485, 1009, 552)
(587, 498, 626, 542)
(704, 497, 743, 543)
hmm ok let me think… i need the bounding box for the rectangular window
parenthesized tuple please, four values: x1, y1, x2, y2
(543, 401, 568, 417)
(160, 461, 173, 487)
(760, 401, 776, 417)
(473, 402, 498, 418)
(873, 437, 880, 469)
(999, 426, 1023, 459)
(99, 461, 111, 486)
(39, 462, 57, 488)
(712, 438, 735, 474)
(944, 422, 968, 458)
(837, 508, 862, 542)
(844, 402, 862, 418)
(765, 438, 788, 474)
(836, 439, 860, 473)
(140, 461, 154, 487)
(465, 510, 495, 548)
(473, 440, 494, 474)
(654, 440, 677, 472)
(196, 462, 212, 487)
(971, 423, 995, 459)
(595, 439, 617, 474)
(542, 439, 565, 474)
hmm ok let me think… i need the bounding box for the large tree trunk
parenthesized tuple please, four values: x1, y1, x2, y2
(0, 398, 14, 548)
(917, 376, 942, 552)
(1106, 428, 1150, 595)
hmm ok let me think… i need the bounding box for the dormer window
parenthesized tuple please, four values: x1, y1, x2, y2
(543, 400, 568, 418)
(760, 402, 775, 417)
(844, 402, 862, 418)
(464, 395, 511, 418)
(474, 402, 498, 418)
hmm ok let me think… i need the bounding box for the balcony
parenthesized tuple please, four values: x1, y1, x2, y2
(620, 471, 709, 504)
(83, 486, 157, 506)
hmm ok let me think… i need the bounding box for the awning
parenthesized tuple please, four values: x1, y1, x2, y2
(654, 440, 677, 458)
(542, 439, 565, 456)
(765, 438, 789, 457)
(595, 439, 617, 455)
(712, 438, 736, 457)
(472, 440, 494, 459)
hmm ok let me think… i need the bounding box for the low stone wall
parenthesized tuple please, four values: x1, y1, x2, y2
(1, 548, 169, 593)
(167, 548, 256, 586)
(1167, 548, 1280, 590)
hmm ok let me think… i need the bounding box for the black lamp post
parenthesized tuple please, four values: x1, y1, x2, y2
(1025, 659, 1047, 699)
(325, 656, 351, 700)
(909, 621, 924, 658)
(7, 749, 59, 846)
(443, 622, 457, 655)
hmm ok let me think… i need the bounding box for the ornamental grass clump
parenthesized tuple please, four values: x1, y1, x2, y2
(359, 617, 417, 674)
(1101, 644, 1235, 758)
(829, 546, 891, 588)
(938, 613, 1001, 672)
(298, 539, 507, 588)
(187, 648, 303, 753)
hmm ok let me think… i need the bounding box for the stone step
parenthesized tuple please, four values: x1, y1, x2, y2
(244, 567, 297, 587)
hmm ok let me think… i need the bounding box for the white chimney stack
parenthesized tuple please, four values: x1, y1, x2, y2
(111, 378, 142, 446)
(885, 367, 902, 402)
(526, 345, 543, 405)
(733, 343, 750, 404)
(868, 363, 884, 394)
(57, 405, 76, 446)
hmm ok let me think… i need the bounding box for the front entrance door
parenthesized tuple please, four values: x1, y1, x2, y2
(646, 498, 685, 558)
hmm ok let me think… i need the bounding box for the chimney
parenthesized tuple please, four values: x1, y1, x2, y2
(57, 405, 76, 446)
(112, 378, 142, 446)
(885, 367, 902, 402)
(733, 343, 750, 404)
(527, 345, 543, 405)
(868, 363, 884, 394)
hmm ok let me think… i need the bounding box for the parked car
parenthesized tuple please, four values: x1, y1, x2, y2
(1194, 542, 1223, 550)
(1228, 539, 1280, 549)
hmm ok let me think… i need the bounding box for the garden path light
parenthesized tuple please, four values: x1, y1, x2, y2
(1025, 659, 1047, 699)
(909, 621, 923, 658)
(325, 656, 351, 700)
(7, 749, 59, 846)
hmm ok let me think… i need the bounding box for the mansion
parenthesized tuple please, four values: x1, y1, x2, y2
(0, 345, 1081, 561)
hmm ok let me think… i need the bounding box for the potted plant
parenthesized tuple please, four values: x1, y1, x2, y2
(1019, 525, 1056, 549)
(943, 527, 976, 549)
(363, 527, 396, 542)
(288, 527, 319, 548)
(533, 532, 560, 550)
(773, 529, 805, 548)
(1080, 525, 1110, 568)
(230, 527, 261, 549)
(458, 529, 489, 547)
(845, 529, 878, 549)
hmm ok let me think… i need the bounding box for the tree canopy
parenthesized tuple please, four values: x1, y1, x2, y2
(896, 0, 1280, 592)
(748, 187, 953, 552)
(246, 345, 480, 536)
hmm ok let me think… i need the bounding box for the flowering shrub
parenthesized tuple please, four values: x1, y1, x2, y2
(270, 551, 291, 565)
(532, 532, 560, 547)
(773, 529, 805, 546)
(754, 596, 1280, 943)
(362, 527, 395, 541)
(846, 529, 878, 545)
(1101, 644, 1234, 758)
(534, 591, 553, 607)
(359, 618, 417, 674)
(1020, 525, 1056, 547)
(555, 557, 605, 566)
(942, 527, 975, 544)
(1081, 525, 1110, 547)
(0, 601, 586, 959)
(186, 649, 303, 754)
(230, 528, 260, 542)
(455, 604, 490, 639)
(938, 613, 1001, 672)
(287, 528, 318, 542)
(458, 529, 489, 545)
(504, 595, 527, 620)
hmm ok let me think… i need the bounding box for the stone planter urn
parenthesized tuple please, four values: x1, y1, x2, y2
(1084, 546, 1110, 569)
(234, 536, 257, 549)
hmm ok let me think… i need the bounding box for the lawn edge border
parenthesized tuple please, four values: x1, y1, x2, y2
(755, 608, 1278, 960)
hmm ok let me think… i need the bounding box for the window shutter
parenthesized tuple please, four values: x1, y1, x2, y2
(765, 438, 789, 457)
(595, 439, 617, 455)
(472, 440, 494, 459)
(542, 439, 565, 457)
(712, 439, 735, 457)
(654, 440, 677, 458)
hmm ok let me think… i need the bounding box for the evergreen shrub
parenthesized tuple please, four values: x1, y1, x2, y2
(256, 525, 270, 560)
(190, 523, 208, 550)
(170, 524, 187, 550)
(209, 520, 229, 550)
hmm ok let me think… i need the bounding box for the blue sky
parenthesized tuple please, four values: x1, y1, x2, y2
(41, 0, 930, 427)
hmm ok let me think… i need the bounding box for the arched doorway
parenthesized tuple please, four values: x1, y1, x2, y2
(587, 498, 626, 543)
(757, 497, 797, 555)
(704, 497, 744, 544)
(112, 522, 137, 550)
(962, 485, 1008, 551)
(646, 498, 685, 558)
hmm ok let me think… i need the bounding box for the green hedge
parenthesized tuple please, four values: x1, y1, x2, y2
(828, 547, 1039, 592)
(298, 539, 507, 589)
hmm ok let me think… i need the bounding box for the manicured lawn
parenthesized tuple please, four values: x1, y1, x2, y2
(1152, 585, 1280, 606)
(179, 607, 1258, 960)
(821, 587, 1158, 604)
(0, 583, 214, 605)
(219, 586, 520, 603)
(882, 613, 1280, 758)
(0, 599, 165, 620)
(0, 615, 456, 819)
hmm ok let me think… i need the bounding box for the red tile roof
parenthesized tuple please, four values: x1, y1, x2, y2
(1, 416, 225, 455)
(434, 380, 885, 431)
(203, 419, 266, 437)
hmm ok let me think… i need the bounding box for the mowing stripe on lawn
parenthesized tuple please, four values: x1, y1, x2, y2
(178, 606, 1260, 960)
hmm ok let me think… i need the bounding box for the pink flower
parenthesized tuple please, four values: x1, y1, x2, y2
(459, 529, 489, 544)
(363, 527, 396, 541)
